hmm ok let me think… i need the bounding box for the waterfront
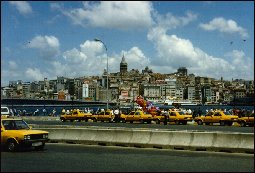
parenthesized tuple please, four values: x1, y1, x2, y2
(3, 103, 254, 117)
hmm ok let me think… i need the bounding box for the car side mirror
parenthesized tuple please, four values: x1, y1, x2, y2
(1, 128, 4, 132)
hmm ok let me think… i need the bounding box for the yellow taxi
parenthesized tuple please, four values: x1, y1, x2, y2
(168, 110, 193, 125)
(92, 110, 115, 122)
(1, 117, 49, 151)
(60, 109, 93, 122)
(194, 111, 239, 126)
(237, 112, 254, 127)
(124, 110, 153, 124)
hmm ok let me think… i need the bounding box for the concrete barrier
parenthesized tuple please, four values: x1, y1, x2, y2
(147, 130, 173, 149)
(189, 132, 216, 151)
(37, 127, 254, 154)
(212, 133, 254, 153)
(111, 129, 133, 146)
(129, 130, 151, 147)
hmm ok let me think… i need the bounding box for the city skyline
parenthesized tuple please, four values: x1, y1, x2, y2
(2, 1, 254, 86)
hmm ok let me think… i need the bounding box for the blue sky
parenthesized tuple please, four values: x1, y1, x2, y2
(1, 1, 254, 86)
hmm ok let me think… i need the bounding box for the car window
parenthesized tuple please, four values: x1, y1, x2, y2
(2, 120, 29, 130)
(224, 111, 231, 115)
(207, 112, 214, 116)
(214, 113, 220, 116)
(135, 112, 140, 115)
(15, 120, 30, 130)
(129, 112, 135, 115)
(1, 108, 8, 112)
(178, 111, 185, 115)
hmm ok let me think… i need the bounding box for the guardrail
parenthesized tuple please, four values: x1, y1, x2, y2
(35, 127, 254, 154)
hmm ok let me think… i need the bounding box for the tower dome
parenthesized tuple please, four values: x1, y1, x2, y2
(120, 55, 128, 73)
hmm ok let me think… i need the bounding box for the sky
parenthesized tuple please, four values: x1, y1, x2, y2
(1, 1, 254, 86)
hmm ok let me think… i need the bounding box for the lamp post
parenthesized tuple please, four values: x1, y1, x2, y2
(94, 38, 109, 110)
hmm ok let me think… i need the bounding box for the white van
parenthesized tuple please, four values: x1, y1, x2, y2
(1, 106, 10, 117)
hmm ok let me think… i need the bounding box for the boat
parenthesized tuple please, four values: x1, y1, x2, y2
(164, 100, 197, 106)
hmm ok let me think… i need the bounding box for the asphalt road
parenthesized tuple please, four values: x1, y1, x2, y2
(1, 143, 254, 172)
(26, 119, 254, 133)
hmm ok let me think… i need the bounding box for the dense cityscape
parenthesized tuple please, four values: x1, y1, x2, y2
(1, 55, 254, 106)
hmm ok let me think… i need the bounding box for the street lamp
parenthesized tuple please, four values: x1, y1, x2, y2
(94, 38, 109, 110)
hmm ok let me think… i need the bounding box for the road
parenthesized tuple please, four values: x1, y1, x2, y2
(1, 143, 254, 172)
(26, 119, 254, 133)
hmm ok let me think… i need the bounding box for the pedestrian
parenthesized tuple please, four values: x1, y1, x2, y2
(187, 108, 192, 115)
(114, 108, 120, 123)
(198, 107, 202, 116)
(192, 109, 197, 118)
(52, 108, 56, 117)
(61, 108, 66, 115)
(22, 109, 26, 116)
(43, 108, 47, 116)
(34, 109, 39, 116)
(163, 111, 168, 125)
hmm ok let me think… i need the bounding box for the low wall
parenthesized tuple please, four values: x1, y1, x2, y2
(36, 127, 254, 154)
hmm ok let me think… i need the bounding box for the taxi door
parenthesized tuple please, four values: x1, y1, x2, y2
(134, 111, 141, 121)
(169, 111, 176, 122)
(204, 112, 214, 123)
(126, 111, 135, 122)
(213, 112, 222, 123)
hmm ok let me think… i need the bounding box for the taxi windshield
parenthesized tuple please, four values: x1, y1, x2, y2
(224, 111, 232, 115)
(178, 111, 185, 115)
(2, 120, 30, 130)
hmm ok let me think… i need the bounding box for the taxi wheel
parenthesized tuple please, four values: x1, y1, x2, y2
(6, 139, 17, 152)
(156, 119, 160, 124)
(93, 118, 97, 122)
(182, 121, 187, 125)
(227, 122, 233, 126)
(140, 120, 144, 124)
(197, 120, 203, 125)
(240, 121, 246, 127)
(35, 143, 45, 151)
(220, 121, 225, 126)
(175, 120, 180, 125)
(130, 121, 133, 124)
(61, 118, 66, 122)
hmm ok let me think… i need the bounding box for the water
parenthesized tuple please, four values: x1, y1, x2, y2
(7, 105, 106, 116)
(6, 104, 254, 116)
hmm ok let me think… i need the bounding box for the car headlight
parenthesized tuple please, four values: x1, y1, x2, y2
(43, 134, 48, 139)
(24, 135, 30, 140)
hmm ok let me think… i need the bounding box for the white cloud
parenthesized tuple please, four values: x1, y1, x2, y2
(25, 68, 47, 81)
(199, 17, 249, 38)
(53, 39, 151, 78)
(9, 1, 33, 15)
(118, 47, 151, 71)
(27, 35, 60, 60)
(153, 11, 197, 30)
(8, 61, 18, 70)
(147, 26, 252, 80)
(224, 50, 253, 79)
(59, 40, 109, 77)
(55, 1, 153, 30)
